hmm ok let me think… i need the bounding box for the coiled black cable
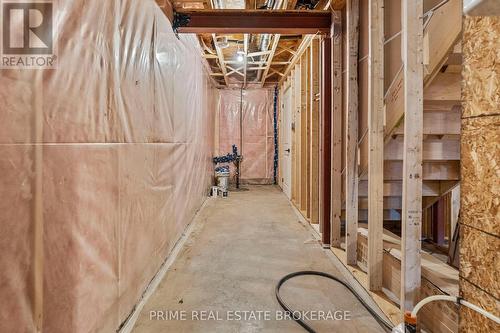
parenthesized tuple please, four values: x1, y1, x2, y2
(275, 271, 395, 333)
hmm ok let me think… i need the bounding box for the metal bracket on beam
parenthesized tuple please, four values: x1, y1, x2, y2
(172, 11, 191, 38)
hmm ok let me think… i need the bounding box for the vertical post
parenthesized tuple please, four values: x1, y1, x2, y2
(331, 12, 342, 248)
(345, 0, 359, 265)
(300, 52, 308, 212)
(305, 48, 312, 218)
(294, 64, 302, 206)
(291, 69, 297, 202)
(310, 38, 321, 225)
(320, 36, 332, 247)
(367, 0, 384, 291)
(401, 0, 424, 312)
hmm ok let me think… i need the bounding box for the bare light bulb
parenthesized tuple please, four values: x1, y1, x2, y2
(237, 54, 244, 62)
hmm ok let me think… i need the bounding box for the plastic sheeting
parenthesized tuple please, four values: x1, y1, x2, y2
(217, 89, 275, 184)
(0, 0, 217, 332)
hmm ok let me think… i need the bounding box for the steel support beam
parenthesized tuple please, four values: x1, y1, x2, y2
(173, 10, 332, 34)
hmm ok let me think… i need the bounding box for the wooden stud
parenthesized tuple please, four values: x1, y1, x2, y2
(310, 38, 321, 225)
(294, 64, 302, 206)
(367, 0, 384, 291)
(299, 50, 307, 212)
(300, 52, 308, 212)
(401, 0, 424, 312)
(305, 47, 312, 219)
(320, 37, 332, 247)
(331, 12, 342, 248)
(291, 70, 297, 203)
(345, 0, 359, 265)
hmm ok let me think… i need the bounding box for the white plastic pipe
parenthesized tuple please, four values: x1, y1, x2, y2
(411, 295, 500, 325)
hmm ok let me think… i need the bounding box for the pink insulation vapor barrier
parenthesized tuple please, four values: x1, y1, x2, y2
(217, 89, 275, 184)
(0, 0, 218, 332)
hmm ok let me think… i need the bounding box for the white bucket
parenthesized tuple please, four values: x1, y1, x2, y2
(215, 171, 230, 191)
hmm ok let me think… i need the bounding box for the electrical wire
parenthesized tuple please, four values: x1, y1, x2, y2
(411, 295, 500, 325)
(275, 271, 394, 333)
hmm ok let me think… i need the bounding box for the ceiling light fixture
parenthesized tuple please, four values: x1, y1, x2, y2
(236, 43, 245, 62)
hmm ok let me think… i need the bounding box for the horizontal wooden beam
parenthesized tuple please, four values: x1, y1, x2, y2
(173, 10, 332, 34)
(384, 137, 460, 161)
(358, 197, 402, 210)
(360, 160, 460, 181)
(358, 180, 445, 197)
(156, 0, 174, 23)
(342, 209, 401, 222)
(394, 110, 460, 136)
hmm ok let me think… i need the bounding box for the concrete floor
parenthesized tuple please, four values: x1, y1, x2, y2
(132, 185, 385, 333)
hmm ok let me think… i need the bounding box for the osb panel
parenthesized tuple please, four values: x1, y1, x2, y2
(459, 225, 500, 299)
(461, 115, 500, 236)
(462, 16, 500, 118)
(459, 278, 500, 332)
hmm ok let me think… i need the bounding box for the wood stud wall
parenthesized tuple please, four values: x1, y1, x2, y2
(286, 37, 321, 227)
(279, 0, 467, 326)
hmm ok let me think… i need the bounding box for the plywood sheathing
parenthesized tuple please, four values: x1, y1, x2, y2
(460, 278, 500, 332)
(461, 116, 500, 236)
(462, 17, 500, 118)
(460, 225, 500, 299)
(460, 15, 500, 333)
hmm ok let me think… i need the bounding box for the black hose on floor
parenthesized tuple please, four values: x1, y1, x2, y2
(275, 271, 395, 333)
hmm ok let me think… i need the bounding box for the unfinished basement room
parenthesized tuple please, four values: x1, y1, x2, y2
(0, 0, 499, 332)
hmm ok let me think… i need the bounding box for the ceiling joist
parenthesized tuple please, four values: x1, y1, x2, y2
(212, 33, 229, 86)
(261, 34, 281, 87)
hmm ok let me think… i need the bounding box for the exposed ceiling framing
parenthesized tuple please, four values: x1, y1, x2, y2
(156, 0, 344, 87)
